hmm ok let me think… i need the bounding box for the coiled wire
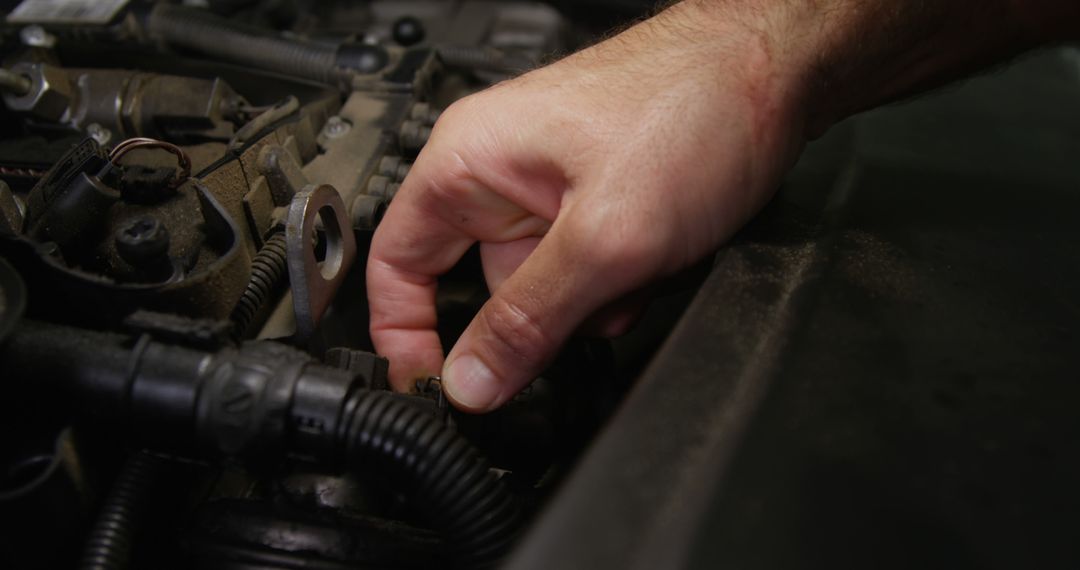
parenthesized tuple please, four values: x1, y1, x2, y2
(230, 231, 289, 340)
(146, 4, 341, 85)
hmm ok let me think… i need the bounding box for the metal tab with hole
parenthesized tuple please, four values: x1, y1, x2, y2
(286, 184, 356, 341)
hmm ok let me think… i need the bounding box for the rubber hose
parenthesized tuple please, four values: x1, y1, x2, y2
(340, 390, 522, 568)
(146, 4, 340, 84)
(230, 231, 288, 340)
(79, 451, 160, 570)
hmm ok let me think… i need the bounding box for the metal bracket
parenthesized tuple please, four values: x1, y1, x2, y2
(286, 184, 356, 340)
(256, 144, 307, 207)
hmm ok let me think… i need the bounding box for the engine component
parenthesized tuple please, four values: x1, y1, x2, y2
(286, 184, 357, 340)
(79, 451, 161, 570)
(2, 63, 248, 142)
(0, 137, 249, 322)
(229, 230, 288, 340)
(144, 4, 390, 86)
(0, 3, 617, 569)
(2, 319, 522, 567)
(1, 62, 74, 122)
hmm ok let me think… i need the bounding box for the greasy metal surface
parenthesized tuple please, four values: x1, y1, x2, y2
(65, 69, 244, 140)
(303, 91, 412, 207)
(0, 3, 577, 568)
(508, 49, 1080, 570)
(198, 97, 333, 255)
(286, 184, 357, 340)
(0, 181, 251, 322)
(256, 144, 307, 206)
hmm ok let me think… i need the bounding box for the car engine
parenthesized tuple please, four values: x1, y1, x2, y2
(9, 2, 1077, 570)
(0, 2, 662, 568)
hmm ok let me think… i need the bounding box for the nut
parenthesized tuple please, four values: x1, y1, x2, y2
(2, 62, 73, 122)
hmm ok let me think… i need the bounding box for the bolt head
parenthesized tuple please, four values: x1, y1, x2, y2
(2, 63, 73, 121)
(392, 16, 425, 47)
(322, 116, 351, 139)
(86, 123, 112, 146)
(115, 215, 170, 265)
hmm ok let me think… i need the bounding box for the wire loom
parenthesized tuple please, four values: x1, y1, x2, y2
(342, 390, 522, 568)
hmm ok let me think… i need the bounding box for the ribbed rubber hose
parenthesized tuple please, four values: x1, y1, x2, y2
(340, 391, 522, 568)
(145, 4, 341, 84)
(230, 231, 288, 340)
(437, 46, 534, 74)
(79, 452, 160, 570)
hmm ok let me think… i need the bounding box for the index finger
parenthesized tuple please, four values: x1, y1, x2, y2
(367, 145, 553, 390)
(367, 151, 475, 390)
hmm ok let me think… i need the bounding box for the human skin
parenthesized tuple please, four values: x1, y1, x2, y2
(367, 0, 1080, 412)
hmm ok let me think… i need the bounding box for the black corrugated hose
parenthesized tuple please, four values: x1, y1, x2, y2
(8, 319, 523, 565)
(145, 4, 341, 84)
(79, 451, 160, 570)
(230, 231, 288, 340)
(340, 390, 522, 568)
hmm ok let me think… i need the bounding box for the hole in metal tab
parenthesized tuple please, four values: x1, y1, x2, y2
(314, 204, 344, 280)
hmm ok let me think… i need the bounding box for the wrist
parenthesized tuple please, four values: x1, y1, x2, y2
(659, 0, 887, 138)
(647, 1, 816, 152)
(737, 0, 1060, 136)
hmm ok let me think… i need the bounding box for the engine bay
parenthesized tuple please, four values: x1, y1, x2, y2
(0, 2, 659, 568)
(8, 2, 1078, 570)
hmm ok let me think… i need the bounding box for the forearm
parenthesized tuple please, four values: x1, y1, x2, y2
(662, 0, 1080, 136)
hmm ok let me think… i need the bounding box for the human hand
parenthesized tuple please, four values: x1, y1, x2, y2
(367, 2, 813, 412)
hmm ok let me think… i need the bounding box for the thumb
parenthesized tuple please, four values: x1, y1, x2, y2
(442, 215, 626, 412)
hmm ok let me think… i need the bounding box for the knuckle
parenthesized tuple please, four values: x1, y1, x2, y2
(480, 295, 554, 368)
(560, 208, 664, 277)
(433, 95, 481, 134)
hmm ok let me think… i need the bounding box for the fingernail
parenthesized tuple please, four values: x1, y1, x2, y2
(443, 354, 500, 411)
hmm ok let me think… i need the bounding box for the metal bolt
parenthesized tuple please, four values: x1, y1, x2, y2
(20, 25, 56, 48)
(322, 116, 351, 139)
(2, 62, 73, 122)
(399, 120, 432, 154)
(366, 175, 396, 198)
(351, 194, 387, 230)
(377, 156, 411, 181)
(410, 103, 440, 126)
(86, 123, 112, 146)
(392, 16, 426, 47)
(115, 216, 170, 266)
